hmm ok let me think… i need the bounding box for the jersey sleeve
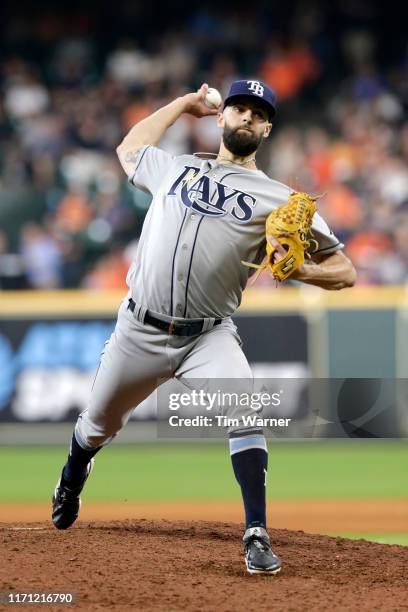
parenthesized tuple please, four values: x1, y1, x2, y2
(128, 145, 174, 195)
(310, 212, 344, 255)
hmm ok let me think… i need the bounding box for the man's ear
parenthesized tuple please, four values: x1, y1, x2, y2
(263, 122, 272, 138)
(216, 112, 225, 128)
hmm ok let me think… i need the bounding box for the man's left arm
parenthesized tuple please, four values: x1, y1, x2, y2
(291, 250, 356, 290)
(287, 206, 356, 290)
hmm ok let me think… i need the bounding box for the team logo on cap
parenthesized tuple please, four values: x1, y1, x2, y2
(247, 80, 264, 96)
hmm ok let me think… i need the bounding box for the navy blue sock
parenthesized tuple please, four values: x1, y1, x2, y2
(230, 439, 268, 529)
(61, 432, 101, 488)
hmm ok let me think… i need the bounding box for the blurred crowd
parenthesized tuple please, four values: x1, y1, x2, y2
(0, 1, 407, 289)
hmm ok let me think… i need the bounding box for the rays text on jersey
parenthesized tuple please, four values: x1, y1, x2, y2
(168, 165, 257, 222)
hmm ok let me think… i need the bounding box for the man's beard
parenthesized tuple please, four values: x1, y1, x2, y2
(222, 124, 262, 157)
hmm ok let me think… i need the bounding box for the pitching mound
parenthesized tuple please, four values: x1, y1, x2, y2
(1, 520, 407, 611)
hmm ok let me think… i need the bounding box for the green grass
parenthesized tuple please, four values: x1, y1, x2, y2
(328, 533, 408, 546)
(0, 441, 406, 502)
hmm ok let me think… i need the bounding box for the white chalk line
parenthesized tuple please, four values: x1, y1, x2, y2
(4, 527, 48, 531)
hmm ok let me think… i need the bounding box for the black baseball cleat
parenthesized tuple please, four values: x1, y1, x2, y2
(52, 459, 94, 530)
(243, 526, 282, 575)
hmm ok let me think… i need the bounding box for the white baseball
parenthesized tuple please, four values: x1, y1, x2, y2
(204, 87, 222, 109)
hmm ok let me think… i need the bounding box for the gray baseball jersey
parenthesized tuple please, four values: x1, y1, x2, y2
(126, 146, 343, 319)
(75, 145, 343, 449)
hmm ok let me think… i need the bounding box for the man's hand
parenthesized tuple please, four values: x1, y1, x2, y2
(267, 236, 356, 290)
(117, 83, 221, 177)
(183, 83, 221, 118)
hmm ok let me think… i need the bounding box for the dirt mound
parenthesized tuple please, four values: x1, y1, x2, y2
(1, 520, 407, 611)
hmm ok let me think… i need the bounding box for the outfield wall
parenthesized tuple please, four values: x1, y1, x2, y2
(0, 288, 407, 437)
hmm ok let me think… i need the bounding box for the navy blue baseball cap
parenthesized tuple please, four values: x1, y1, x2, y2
(224, 79, 277, 120)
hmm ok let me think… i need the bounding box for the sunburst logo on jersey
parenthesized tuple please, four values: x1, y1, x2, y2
(181, 169, 199, 187)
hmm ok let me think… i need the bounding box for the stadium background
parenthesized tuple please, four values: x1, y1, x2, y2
(0, 0, 407, 549)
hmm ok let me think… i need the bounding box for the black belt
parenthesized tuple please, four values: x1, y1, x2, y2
(127, 298, 222, 337)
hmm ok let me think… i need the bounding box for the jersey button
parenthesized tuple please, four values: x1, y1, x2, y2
(191, 213, 196, 218)
(182, 244, 188, 250)
(177, 274, 183, 281)
(176, 304, 182, 312)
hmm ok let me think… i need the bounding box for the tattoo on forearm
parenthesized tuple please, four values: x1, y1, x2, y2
(125, 150, 140, 164)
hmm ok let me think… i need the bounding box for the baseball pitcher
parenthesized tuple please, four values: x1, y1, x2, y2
(52, 80, 356, 574)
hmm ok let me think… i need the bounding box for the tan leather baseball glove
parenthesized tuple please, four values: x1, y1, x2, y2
(243, 191, 319, 282)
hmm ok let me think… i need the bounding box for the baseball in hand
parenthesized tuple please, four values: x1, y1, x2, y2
(204, 87, 222, 109)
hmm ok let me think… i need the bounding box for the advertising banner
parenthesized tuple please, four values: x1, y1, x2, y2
(0, 314, 308, 423)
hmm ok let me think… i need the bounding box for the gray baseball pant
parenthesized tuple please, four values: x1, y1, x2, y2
(75, 297, 256, 449)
